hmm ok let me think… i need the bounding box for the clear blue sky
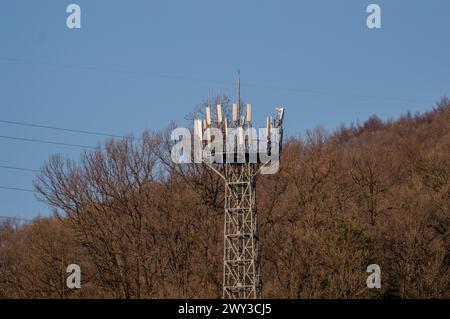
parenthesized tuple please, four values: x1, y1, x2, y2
(0, 0, 449, 219)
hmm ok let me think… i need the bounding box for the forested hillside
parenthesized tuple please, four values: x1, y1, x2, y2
(1, 98, 449, 298)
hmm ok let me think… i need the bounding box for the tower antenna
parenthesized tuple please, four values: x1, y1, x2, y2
(208, 89, 211, 109)
(237, 70, 241, 123)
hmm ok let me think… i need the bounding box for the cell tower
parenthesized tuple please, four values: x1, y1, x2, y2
(194, 73, 285, 299)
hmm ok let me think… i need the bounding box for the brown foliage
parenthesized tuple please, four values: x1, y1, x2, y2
(0, 99, 449, 298)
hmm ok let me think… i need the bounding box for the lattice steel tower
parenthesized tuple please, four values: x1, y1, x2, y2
(194, 74, 285, 299)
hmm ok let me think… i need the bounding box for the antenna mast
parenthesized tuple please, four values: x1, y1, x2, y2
(237, 70, 241, 123)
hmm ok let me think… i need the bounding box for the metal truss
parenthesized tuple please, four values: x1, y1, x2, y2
(222, 162, 261, 299)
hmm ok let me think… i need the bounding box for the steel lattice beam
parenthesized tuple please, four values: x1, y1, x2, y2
(223, 163, 261, 299)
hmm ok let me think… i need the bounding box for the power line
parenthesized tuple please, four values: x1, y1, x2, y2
(0, 186, 37, 194)
(0, 56, 231, 85)
(0, 56, 434, 104)
(0, 165, 39, 173)
(240, 83, 434, 104)
(0, 135, 97, 149)
(0, 119, 129, 140)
